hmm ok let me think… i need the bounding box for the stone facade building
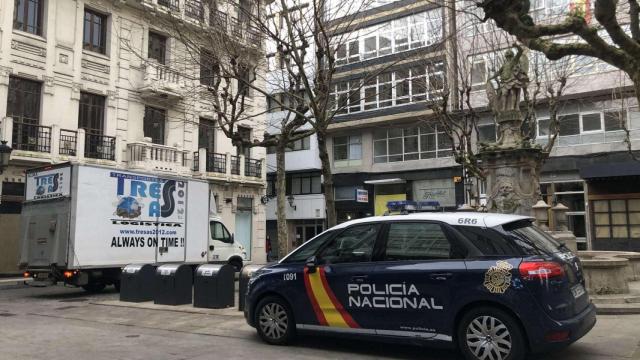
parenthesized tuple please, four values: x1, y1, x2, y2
(0, 0, 268, 274)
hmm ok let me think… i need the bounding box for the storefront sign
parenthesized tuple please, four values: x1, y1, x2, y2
(412, 179, 455, 207)
(356, 189, 368, 203)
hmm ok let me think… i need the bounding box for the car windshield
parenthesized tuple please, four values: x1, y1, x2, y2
(498, 220, 563, 256)
(279, 230, 334, 263)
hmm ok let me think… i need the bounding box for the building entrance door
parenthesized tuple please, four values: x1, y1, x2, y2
(235, 197, 253, 260)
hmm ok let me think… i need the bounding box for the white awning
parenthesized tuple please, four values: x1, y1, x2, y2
(364, 178, 405, 185)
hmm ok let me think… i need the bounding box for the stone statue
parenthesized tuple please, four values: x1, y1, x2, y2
(485, 46, 529, 148)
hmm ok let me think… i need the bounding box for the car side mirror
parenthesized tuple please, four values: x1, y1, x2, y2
(229, 233, 234, 244)
(306, 256, 318, 273)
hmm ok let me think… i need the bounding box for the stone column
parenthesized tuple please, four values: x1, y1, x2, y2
(550, 202, 578, 252)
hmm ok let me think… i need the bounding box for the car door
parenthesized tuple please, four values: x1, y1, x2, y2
(371, 221, 468, 341)
(302, 223, 383, 332)
(208, 221, 233, 262)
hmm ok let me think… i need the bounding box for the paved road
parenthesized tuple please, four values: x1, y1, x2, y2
(1, 284, 639, 360)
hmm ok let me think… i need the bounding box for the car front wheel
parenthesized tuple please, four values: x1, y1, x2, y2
(254, 296, 295, 345)
(457, 306, 526, 360)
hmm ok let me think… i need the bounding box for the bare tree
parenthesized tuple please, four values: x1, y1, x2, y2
(122, 0, 316, 258)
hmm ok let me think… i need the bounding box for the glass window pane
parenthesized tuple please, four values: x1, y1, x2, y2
(318, 224, 380, 264)
(374, 140, 387, 156)
(604, 110, 626, 131)
(611, 200, 626, 212)
(312, 176, 322, 193)
(582, 113, 602, 132)
(612, 213, 627, 225)
(292, 176, 301, 195)
(629, 212, 640, 225)
(404, 136, 418, 153)
(559, 114, 580, 136)
(629, 199, 640, 212)
(594, 213, 610, 225)
(612, 226, 628, 238)
(349, 143, 362, 160)
(334, 145, 347, 160)
(538, 119, 550, 137)
(388, 138, 402, 155)
(385, 223, 453, 260)
(421, 134, 436, 152)
(631, 226, 640, 238)
(593, 200, 609, 212)
(595, 226, 610, 238)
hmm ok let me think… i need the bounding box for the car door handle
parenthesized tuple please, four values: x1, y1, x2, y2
(351, 275, 368, 283)
(429, 273, 453, 281)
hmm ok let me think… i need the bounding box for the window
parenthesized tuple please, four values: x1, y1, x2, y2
(478, 124, 497, 142)
(200, 50, 219, 87)
(593, 199, 640, 240)
(374, 124, 451, 163)
(7, 76, 41, 125)
(385, 222, 461, 260)
(333, 135, 361, 161)
(378, 72, 393, 107)
(581, 113, 602, 132)
(14, 0, 44, 36)
(287, 135, 310, 151)
(410, 65, 427, 101)
(395, 69, 410, 105)
(290, 173, 322, 195)
(456, 226, 521, 256)
(211, 221, 232, 243)
(198, 118, 215, 151)
(537, 118, 550, 137)
(83, 9, 107, 54)
(148, 32, 167, 64)
(363, 36, 377, 59)
(604, 110, 626, 131)
(558, 114, 580, 136)
(237, 126, 251, 158)
(143, 106, 166, 145)
(78, 92, 105, 134)
(470, 57, 487, 86)
(318, 224, 380, 264)
(238, 64, 254, 98)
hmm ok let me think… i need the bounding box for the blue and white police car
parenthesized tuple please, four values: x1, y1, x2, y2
(244, 212, 596, 360)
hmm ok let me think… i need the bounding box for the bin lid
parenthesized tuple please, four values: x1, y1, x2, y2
(156, 264, 183, 276)
(123, 264, 146, 274)
(196, 264, 225, 277)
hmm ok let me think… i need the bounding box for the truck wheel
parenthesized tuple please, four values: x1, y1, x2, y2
(229, 258, 243, 272)
(81, 282, 106, 293)
(254, 296, 296, 345)
(457, 306, 526, 360)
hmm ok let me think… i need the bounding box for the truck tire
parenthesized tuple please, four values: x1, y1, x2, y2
(82, 281, 106, 293)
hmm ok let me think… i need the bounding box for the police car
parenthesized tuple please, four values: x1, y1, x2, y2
(244, 212, 596, 360)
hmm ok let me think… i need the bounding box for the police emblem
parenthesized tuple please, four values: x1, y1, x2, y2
(483, 260, 513, 294)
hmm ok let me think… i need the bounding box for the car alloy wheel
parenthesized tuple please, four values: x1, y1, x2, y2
(466, 315, 512, 360)
(259, 302, 289, 341)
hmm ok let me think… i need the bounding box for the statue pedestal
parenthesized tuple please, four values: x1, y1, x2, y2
(479, 147, 545, 216)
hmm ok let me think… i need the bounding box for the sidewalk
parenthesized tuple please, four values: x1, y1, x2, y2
(0, 277, 31, 289)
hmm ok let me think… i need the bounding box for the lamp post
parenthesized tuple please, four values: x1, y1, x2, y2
(0, 140, 12, 175)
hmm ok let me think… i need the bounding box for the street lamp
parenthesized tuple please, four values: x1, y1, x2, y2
(0, 141, 12, 174)
(287, 195, 296, 210)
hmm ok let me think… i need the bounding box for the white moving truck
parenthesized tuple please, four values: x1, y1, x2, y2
(19, 163, 246, 292)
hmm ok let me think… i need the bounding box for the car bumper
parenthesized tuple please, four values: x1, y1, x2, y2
(531, 303, 597, 353)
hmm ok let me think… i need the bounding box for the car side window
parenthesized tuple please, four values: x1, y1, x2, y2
(317, 224, 380, 264)
(455, 226, 522, 256)
(211, 221, 232, 243)
(384, 222, 462, 261)
(281, 231, 334, 263)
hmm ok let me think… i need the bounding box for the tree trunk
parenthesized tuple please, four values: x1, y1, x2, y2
(316, 130, 337, 227)
(275, 143, 289, 259)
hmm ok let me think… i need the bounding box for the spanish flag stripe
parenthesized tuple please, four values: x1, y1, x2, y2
(306, 269, 349, 327)
(303, 267, 327, 326)
(318, 267, 360, 328)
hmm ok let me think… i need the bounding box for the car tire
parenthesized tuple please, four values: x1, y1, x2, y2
(254, 295, 296, 345)
(81, 281, 106, 293)
(457, 306, 526, 360)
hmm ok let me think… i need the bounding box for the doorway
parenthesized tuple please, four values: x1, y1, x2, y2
(235, 197, 253, 260)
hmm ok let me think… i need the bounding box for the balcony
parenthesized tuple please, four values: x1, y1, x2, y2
(193, 148, 265, 185)
(140, 60, 185, 101)
(128, 141, 190, 174)
(0, 117, 122, 164)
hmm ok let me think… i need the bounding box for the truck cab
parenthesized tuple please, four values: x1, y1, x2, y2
(208, 216, 247, 271)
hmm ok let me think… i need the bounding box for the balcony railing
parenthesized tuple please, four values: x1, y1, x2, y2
(128, 141, 189, 173)
(59, 129, 77, 156)
(85, 133, 116, 161)
(12, 122, 51, 153)
(210, 10, 227, 29)
(245, 158, 262, 178)
(206, 152, 226, 173)
(185, 0, 204, 21)
(158, 0, 179, 11)
(141, 61, 185, 100)
(230, 155, 240, 175)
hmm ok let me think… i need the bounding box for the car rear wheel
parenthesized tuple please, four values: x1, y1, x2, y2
(457, 307, 526, 360)
(254, 296, 295, 345)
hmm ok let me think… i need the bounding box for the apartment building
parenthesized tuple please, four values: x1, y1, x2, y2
(0, 0, 268, 273)
(325, 0, 463, 223)
(463, 1, 640, 251)
(326, 0, 640, 252)
(263, 0, 325, 258)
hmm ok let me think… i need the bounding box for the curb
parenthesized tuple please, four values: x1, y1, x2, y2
(595, 304, 640, 315)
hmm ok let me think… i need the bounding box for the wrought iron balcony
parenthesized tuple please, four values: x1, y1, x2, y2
(12, 121, 51, 153)
(85, 133, 116, 161)
(245, 158, 262, 178)
(59, 129, 77, 156)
